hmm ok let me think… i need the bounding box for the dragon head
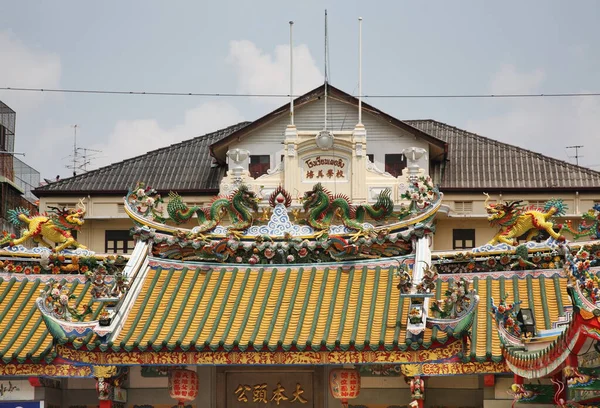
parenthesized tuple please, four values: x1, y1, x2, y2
(483, 193, 522, 226)
(301, 183, 331, 212)
(235, 185, 260, 212)
(50, 198, 86, 228)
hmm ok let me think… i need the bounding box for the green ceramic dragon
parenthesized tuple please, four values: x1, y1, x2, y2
(562, 203, 600, 240)
(301, 183, 394, 240)
(167, 185, 260, 237)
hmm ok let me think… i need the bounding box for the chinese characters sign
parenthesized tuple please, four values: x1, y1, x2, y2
(303, 156, 348, 182)
(234, 383, 307, 405)
(227, 372, 313, 408)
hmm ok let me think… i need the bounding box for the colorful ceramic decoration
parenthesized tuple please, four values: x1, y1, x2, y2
(0, 199, 87, 251)
(484, 193, 566, 246)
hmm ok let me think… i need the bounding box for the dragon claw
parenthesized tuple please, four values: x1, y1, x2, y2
(313, 230, 328, 240)
(349, 229, 372, 242)
(228, 230, 244, 239)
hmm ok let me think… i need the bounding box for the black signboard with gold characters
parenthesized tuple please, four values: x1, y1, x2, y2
(218, 368, 323, 408)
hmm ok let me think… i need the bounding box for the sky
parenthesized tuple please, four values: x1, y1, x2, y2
(1, 1, 599, 180)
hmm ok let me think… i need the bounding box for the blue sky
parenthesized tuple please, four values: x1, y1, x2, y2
(1, 1, 599, 179)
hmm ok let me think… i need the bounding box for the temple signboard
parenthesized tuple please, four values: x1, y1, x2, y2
(226, 372, 314, 408)
(302, 155, 349, 182)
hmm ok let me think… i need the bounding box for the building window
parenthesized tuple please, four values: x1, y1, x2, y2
(453, 229, 475, 250)
(56, 202, 76, 210)
(0, 125, 6, 151)
(454, 201, 473, 213)
(525, 200, 546, 209)
(105, 230, 135, 254)
(249, 155, 270, 178)
(384, 154, 407, 178)
(367, 154, 374, 162)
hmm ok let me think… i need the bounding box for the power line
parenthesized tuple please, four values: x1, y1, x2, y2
(1, 86, 600, 99)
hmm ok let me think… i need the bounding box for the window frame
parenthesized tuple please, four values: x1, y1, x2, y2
(384, 154, 407, 178)
(453, 229, 476, 250)
(105, 230, 135, 254)
(249, 155, 271, 178)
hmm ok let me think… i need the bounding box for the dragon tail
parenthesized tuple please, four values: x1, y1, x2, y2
(6, 208, 30, 226)
(167, 192, 202, 224)
(361, 188, 394, 221)
(544, 198, 567, 217)
(0, 231, 13, 246)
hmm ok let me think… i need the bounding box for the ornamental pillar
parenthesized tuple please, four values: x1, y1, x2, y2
(408, 376, 425, 408)
(93, 365, 128, 408)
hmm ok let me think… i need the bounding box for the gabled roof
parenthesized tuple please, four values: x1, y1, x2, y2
(408, 120, 600, 190)
(33, 122, 250, 196)
(209, 83, 448, 162)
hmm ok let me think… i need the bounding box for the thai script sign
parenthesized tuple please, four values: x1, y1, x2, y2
(302, 156, 348, 182)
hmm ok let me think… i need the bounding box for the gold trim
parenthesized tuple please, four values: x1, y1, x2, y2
(0, 363, 92, 377)
(59, 342, 462, 365)
(93, 365, 118, 378)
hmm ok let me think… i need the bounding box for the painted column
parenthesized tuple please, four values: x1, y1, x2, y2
(93, 365, 119, 408)
(409, 376, 425, 408)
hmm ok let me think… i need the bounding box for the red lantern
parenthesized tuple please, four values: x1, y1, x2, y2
(169, 369, 199, 407)
(329, 369, 361, 408)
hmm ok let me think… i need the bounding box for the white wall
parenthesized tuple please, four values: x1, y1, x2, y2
(228, 97, 429, 175)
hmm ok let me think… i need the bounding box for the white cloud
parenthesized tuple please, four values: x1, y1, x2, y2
(0, 31, 61, 112)
(27, 124, 76, 180)
(466, 65, 600, 168)
(88, 101, 245, 170)
(20, 38, 322, 179)
(227, 40, 322, 105)
(489, 64, 545, 94)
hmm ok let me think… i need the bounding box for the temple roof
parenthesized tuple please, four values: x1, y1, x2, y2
(33, 122, 250, 196)
(85, 261, 450, 353)
(0, 274, 96, 363)
(408, 119, 600, 190)
(0, 257, 572, 367)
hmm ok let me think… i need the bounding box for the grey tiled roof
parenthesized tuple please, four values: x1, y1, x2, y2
(407, 119, 600, 190)
(34, 122, 250, 195)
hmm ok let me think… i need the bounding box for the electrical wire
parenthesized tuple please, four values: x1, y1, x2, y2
(1, 87, 600, 99)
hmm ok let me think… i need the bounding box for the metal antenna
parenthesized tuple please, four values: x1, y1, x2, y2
(64, 125, 103, 176)
(69, 125, 79, 176)
(78, 147, 103, 172)
(566, 145, 584, 166)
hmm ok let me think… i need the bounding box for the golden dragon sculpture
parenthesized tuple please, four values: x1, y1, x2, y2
(1, 199, 87, 252)
(484, 193, 566, 246)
